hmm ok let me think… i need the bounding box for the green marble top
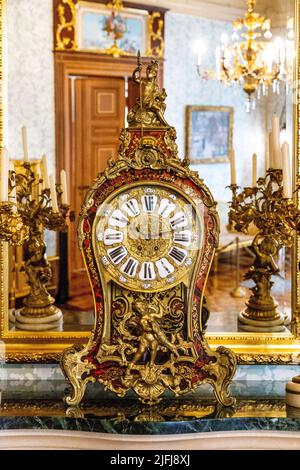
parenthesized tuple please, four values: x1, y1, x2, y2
(0, 397, 299, 434)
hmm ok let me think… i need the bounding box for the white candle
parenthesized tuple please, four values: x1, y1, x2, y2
(22, 126, 29, 162)
(265, 132, 270, 172)
(269, 131, 274, 168)
(281, 142, 292, 198)
(252, 153, 257, 186)
(60, 169, 68, 205)
(230, 149, 237, 185)
(272, 115, 282, 169)
(42, 154, 50, 189)
(0, 147, 9, 202)
(49, 174, 59, 212)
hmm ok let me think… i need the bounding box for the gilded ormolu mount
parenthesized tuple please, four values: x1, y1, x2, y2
(229, 169, 300, 332)
(61, 56, 236, 406)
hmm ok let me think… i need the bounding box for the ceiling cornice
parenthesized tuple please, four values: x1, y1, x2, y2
(128, 0, 293, 25)
(128, 0, 247, 22)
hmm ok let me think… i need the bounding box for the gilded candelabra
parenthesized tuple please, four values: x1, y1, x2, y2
(229, 169, 299, 332)
(4, 161, 71, 331)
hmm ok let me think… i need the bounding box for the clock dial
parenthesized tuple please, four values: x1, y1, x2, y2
(94, 184, 201, 291)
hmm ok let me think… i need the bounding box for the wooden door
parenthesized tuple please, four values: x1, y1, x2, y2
(70, 76, 125, 296)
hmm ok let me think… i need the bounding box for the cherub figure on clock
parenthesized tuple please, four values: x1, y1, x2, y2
(61, 56, 236, 406)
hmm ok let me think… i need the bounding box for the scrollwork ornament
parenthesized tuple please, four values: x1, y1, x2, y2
(0, 202, 29, 245)
(56, 0, 77, 51)
(147, 12, 164, 58)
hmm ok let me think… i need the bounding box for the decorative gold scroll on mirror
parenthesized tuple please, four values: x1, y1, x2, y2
(0, 0, 300, 363)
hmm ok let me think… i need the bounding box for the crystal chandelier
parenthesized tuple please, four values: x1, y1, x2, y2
(196, 0, 295, 111)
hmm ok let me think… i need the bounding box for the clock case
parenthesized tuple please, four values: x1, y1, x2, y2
(61, 58, 236, 406)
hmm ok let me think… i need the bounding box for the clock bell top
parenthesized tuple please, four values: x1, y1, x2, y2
(127, 52, 170, 129)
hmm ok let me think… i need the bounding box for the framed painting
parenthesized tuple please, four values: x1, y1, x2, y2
(76, 1, 148, 56)
(185, 106, 233, 164)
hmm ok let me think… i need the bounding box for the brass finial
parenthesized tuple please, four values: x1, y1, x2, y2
(127, 53, 169, 128)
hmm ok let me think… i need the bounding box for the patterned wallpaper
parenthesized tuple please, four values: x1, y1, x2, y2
(7, 0, 56, 255)
(164, 12, 267, 202)
(5, 4, 291, 208)
(6, 0, 55, 174)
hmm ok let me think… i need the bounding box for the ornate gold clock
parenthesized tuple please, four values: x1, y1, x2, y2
(94, 184, 200, 292)
(61, 57, 236, 406)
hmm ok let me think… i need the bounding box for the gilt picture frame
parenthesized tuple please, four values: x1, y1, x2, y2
(76, 1, 148, 56)
(185, 106, 233, 164)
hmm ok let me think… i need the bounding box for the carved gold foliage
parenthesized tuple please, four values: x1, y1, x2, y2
(236, 353, 300, 364)
(56, 0, 77, 51)
(147, 12, 164, 58)
(202, 344, 237, 407)
(61, 345, 96, 406)
(0, 202, 29, 244)
(0, 352, 62, 363)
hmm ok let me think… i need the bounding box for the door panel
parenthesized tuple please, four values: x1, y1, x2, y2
(70, 77, 125, 296)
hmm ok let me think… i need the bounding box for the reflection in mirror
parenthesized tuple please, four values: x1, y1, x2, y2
(163, 0, 295, 334)
(5, 0, 296, 336)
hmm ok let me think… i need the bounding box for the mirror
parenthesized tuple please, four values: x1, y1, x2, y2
(1, 0, 300, 362)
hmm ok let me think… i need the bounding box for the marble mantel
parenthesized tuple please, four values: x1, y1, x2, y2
(0, 363, 300, 449)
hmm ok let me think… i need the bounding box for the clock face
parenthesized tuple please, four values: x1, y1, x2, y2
(94, 184, 202, 292)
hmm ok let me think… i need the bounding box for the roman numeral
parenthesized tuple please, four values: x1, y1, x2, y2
(103, 229, 123, 245)
(158, 198, 175, 218)
(168, 246, 187, 265)
(109, 210, 128, 228)
(108, 245, 127, 264)
(121, 257, 138, 277)
(139, 262, 155, 280)
(170, 211, 187, 229)
(122, 199, 140, 217)
(156, 258, 174, 278)
(174, 231, 191, 246)
(142, 195, 157, 213)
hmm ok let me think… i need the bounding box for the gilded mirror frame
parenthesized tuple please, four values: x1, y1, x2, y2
(0, 0, 300, 364)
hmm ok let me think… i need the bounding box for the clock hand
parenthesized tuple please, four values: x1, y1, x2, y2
(146, 231, 171, 240)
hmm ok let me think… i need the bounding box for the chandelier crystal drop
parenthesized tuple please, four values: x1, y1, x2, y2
(196, 0, 294, 112)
